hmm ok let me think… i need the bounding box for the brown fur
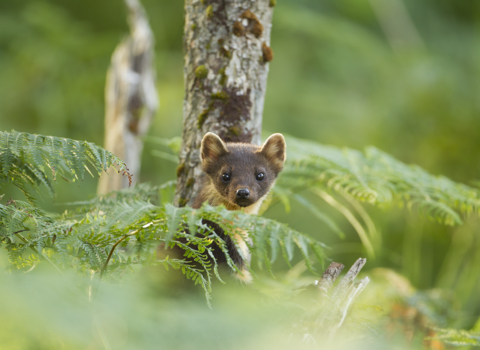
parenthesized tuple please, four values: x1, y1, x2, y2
(196, 133, 285, 211)
(191, 133, 286, 283)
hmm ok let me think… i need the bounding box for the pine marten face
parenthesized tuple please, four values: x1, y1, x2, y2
(200, 133, 286, 209)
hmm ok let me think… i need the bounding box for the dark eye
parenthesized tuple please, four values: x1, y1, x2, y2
(256, 172, 265, 181)
(222, 173, 231, 182)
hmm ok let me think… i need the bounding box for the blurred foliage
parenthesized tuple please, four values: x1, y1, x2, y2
(0, 263, 413, 350)
(1, 0, 480, 348)
(279, 135, 480, 227)
(428, 328, 480, 347)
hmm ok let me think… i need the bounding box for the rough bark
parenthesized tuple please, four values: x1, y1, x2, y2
(175, 0, 275, 206)
(97, 0, 159, 194)
(315, 262, 345, 294)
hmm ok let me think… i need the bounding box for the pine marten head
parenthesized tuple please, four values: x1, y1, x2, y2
(200, 132, 286, 211)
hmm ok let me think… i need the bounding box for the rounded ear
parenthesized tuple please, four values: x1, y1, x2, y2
(201, 132, 229, 162)
(259, 133, 286, 171)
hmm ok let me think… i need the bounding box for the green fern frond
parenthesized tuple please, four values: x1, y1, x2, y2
(0, 130, 131, 202)
(164, 203, 328, 274)
(102, 200, 157, 232)
(0, 200, 56, 238)
(2, 178, 329, 303)
(276, 135, 480, 226)
(428, 327, 480, 346)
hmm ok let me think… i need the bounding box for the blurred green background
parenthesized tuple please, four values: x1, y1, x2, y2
(1, 0, 480, 347)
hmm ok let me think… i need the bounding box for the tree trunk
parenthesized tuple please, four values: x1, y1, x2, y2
(175, 0, 275, 207)
(97, 0, 159, 194)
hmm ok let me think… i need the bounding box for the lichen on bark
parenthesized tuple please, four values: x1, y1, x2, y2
(175, 0, 274, 206)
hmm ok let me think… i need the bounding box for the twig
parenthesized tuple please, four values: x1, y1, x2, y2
(100, 233, 136, 279)
(11, 229, 29, 235)
(99, 220, 163, 279)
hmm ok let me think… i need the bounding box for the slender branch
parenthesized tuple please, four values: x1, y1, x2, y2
(99, 220, 163, 279)
(11, 229, 29, 235)
(100, 234, 135, 279)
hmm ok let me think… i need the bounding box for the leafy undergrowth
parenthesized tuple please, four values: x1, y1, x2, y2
(2, 131, 480, 348)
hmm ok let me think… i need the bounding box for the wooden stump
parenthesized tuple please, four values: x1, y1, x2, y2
(98, 0, 158, 194)
(293, 258, 370, 343)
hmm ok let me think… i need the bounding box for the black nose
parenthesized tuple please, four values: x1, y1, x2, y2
(236, 188, 250, 199)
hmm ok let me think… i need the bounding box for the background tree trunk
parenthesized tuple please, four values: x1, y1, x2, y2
(174, 0, 275, 207)
(97, 0, 159, 194)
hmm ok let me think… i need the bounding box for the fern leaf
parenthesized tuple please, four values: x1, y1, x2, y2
(0, 131, 13, 176)
(164, 204, 187, 244)
(103, 200, 156, 231)
(85, 141, 105, 175)
(428, 327, 480, 346)
(277, 135, 480, 226)
(0, 130, 131, 202)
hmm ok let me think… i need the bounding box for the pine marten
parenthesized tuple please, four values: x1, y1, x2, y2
(189, 132, 287, 283)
